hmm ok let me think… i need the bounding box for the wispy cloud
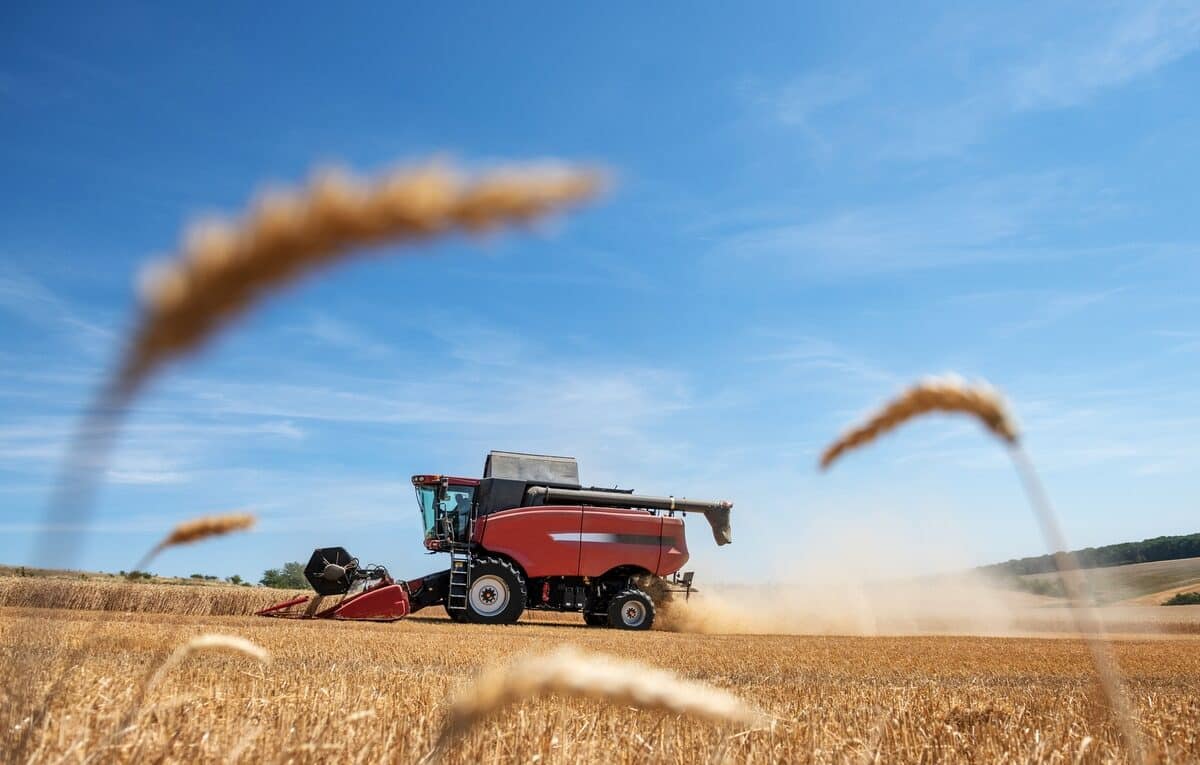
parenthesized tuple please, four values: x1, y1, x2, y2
(0, 270, 115, 350)
(1005, 1, 1200, 110)
(948, 287, 1125, 334)
(1154, 329, 1200, 353)
(708, 172, 1115, 277)
(752, 336, 900, 391)
(758, 1, 1200, 160)
(296, 313, 394, 358)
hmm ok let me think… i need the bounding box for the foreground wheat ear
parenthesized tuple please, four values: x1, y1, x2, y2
(818, 374, 1147, 763)
(134, 511, 256, 571)
(819, 374, 1018, 470)
(114, 161, 605, 401)
(428, 645, 764, 759)
(110, 634, 269, 744)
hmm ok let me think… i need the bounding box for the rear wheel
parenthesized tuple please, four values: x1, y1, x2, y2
(607, 588, 654, 630)
(465, 557, 526, 624)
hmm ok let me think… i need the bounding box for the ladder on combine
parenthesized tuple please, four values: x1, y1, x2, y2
(445, 513, 474, 616)
(447, 548, 471, 614)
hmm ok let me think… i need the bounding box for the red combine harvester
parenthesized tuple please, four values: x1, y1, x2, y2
(258, 451, 733, 629)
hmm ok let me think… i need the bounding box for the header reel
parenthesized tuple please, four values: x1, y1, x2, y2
(304, 546, 389, 596)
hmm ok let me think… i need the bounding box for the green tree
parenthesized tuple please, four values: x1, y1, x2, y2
(260, 561, 308, 589)
(228, 574, 244, 585)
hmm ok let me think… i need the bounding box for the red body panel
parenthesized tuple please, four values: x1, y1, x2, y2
(579, 509, 663, 577)
(330, 583, 410, 621)
(475, 505, 583, 578)
(477, 504, 690, 578)
(658, 516, 689, 576)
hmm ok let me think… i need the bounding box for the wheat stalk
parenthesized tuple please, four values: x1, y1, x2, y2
(34, 159, 603, 584)
(143, 634, 269, 694)
(428, 645, 764, 759)
(7, 161, 602, 759)
(116, 161, 603, 400)
(91, 634, 269, 761)
(818, 374, 1146, 763)
(819, 374, 1018, 469)
(134, 512, 256, 571)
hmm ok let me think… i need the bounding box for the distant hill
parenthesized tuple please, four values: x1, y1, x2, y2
(980, 533, 1200, 577)
(976, 533, 1200, 605)
(1018, 557, 1200, 604)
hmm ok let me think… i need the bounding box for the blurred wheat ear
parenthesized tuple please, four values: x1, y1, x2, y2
(118, 161, 604, 402)
(103, 634, 269, 753)
(819, 374, 1146, 763)
(425, 645, 765, 762)
(134, 511, 256, 571)
(820, 374, 1018, 469)
(10, 159, 604, 760)
(41, 158, 605, 563)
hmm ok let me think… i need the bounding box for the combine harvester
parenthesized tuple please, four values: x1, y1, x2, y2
(259, 451, 733, 629)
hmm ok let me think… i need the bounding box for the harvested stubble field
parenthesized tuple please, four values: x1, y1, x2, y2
(4, 601, 1200, 764)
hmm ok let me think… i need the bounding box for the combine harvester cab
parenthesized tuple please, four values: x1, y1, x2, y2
(259, 451, 733, 629)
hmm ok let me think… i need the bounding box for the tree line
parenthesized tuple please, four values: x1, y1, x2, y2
(980, 532, 1200, 577)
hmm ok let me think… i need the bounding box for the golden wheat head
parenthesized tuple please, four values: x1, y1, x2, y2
(433, 645, 763, 754)
(135, 511, 255, 571)
(159, 511, 256, 548)
(820, 374, 1019, 469)
(117, 161, 605, 399)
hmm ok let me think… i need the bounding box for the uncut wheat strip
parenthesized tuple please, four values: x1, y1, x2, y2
(426, 645, 765, 761)
(134, 511, 255, 571)
(818, 374, 1146, 764)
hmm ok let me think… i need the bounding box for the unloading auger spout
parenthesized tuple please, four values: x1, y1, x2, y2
(524, 486, 734, 545)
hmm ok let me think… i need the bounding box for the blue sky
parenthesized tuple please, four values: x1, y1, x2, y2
(2, 2, 1198, 583)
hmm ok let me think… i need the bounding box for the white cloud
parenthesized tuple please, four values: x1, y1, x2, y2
(709, 172, 1113, 277)
(947, 288, 1124, 334)
(297, 314, 393, 358)
(1005, 1, 1200, 110)
(753, 336, 901, 391)
(0, 270, 115, 350)
(760, 1, 1200, 160)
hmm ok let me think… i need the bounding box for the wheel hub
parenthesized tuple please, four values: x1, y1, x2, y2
(469, 574, 510, 616)
(621, 600, 646, 627)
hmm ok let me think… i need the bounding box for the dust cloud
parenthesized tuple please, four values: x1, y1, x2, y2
(658, 515, 1162, 637)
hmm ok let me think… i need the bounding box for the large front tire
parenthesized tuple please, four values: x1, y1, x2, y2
(465, 557, 526, 624)
(607, 588, 654, 630)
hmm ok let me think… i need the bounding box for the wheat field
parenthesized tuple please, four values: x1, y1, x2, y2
(4, 601, 1200, 764)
